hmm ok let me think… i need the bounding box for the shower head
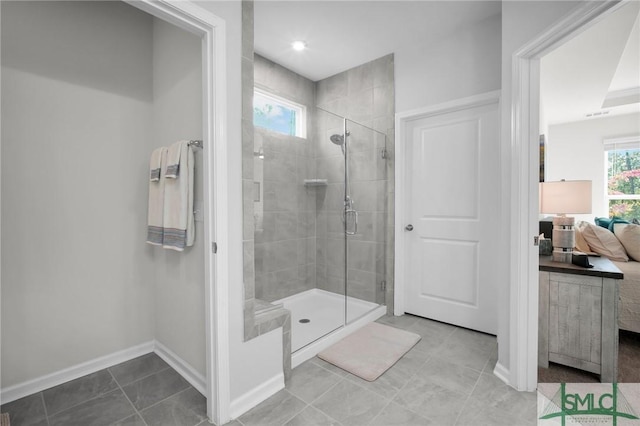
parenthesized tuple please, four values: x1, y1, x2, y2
(330, 134, 344, 146)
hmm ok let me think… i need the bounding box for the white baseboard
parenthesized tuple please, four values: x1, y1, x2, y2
(493, 361, 510, 385)
(3, 340, 290, 422)
(0, 341, 154, 404)
(0, 340, 207, 405)
(154, 340, 206, 396)
(229, 373, 284, 420)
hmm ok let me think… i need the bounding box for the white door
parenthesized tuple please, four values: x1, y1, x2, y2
(403, 99, 499, 334)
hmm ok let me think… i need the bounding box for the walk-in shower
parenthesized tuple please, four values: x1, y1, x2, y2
(253, 104, 389, 365)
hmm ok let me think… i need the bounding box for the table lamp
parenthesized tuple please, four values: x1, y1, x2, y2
(540, 180, 592, 263)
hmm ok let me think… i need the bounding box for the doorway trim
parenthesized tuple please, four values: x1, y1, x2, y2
(125, 1, 230, 423)
(509, 0, 624, 392)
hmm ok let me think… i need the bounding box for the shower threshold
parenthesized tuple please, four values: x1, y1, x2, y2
(274, 289, 386, 368)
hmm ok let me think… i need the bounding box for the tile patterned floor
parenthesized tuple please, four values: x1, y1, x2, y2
(1, 353, 208, 426)
(2, 315, 537, 426)
(235, 314, 537, 426)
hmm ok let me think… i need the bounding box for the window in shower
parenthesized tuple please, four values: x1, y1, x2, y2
(253, 88, 307, 138)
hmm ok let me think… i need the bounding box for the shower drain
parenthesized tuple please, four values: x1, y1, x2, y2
(299, 318, 311, 324)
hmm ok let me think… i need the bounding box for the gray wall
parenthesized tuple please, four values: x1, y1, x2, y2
(1, 1, 207, 388)
(395, 14, 501, 113)
(1, 1, 155, 387)
(254, 55, 317, 302)
(151, 17, 205, 376)
(316, 55, 395, 305)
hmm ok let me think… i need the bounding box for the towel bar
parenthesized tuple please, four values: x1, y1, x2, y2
(188, 140, 203, 149)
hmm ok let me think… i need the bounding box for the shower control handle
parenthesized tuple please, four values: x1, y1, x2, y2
(405, 224, 414, 231)
(345, 209, 358, 236)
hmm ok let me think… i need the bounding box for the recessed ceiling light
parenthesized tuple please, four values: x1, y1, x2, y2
(292, 40, 307, 51)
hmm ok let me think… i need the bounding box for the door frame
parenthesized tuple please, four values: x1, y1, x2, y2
(394, 90, 501, 315)
(124, 1, 231, 422)
(508, 0, 623, 392)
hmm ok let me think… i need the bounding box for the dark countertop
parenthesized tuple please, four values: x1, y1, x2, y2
(539, 255, 624, 280)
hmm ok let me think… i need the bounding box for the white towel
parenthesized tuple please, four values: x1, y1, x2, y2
(149, 147, 163, 182)
(165, 140, 184, 179)
(146, 147, 168, 245)
(162, 140, 195, 251)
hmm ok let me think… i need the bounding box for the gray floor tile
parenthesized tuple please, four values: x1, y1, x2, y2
(112, 414, 147, 426)
(43, 369, 118, 415)
(449, 327, 497, 350)
(447, 327, 497, 352)
(0, 393, 48, 426)
(48, 389, 135, 426)
(238, 390, 306, 426)
(110, 353, 170, 386)
(415, 357, 481, 396)
(284, 405, 342, 426)
(219, 421, 242, 426)
(2, 416, 48, 426)
(370, 401, 435, 426)
(483, 346, 499, 374)
(286, 361, 343, 403)
(407, 317, 457, 341)
(432, 339, 495, 372)
(312, 380, 386, 425)
(375, 314, 419, 330)
(455, 396, 530, 426)
(309, 357, 350, 378)
(467, 372, 536, 416)
(344, 346, 430, 400)
(519, 399, 539, 426)
(393, 377, 466, 425)
(122, 368, 190, 411)
(141, 387, 207, 426)
(406, 318, 456, 354)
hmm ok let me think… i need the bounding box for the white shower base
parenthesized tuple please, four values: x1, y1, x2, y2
(274, 288, 386, 368)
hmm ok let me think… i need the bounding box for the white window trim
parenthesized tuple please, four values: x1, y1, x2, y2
(603, 135, 640, 214)
(253, 87, 307, 138)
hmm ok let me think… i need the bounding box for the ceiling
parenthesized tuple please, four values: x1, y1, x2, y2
(254, 1, 501, 82)
(541, 2, 640, 126)
(254, 1, 639, 125)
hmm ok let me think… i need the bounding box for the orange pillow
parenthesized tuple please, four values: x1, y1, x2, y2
(579, 221, 628, 262)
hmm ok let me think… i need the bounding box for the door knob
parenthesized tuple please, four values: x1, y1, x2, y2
(405, 224, 414, 231)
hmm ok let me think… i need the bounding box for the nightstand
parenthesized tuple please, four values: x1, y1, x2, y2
(538, 256, 623, 382)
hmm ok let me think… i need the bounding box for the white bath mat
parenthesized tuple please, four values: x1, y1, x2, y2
(318, 322, 421, 381)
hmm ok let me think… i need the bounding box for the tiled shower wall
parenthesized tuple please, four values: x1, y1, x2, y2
(246, 49, 396, 337)
(315, 55, 395, 306)
(253, 55, 317, 302)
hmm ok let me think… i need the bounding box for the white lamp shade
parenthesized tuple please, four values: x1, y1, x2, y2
(540, 180, 592, 215)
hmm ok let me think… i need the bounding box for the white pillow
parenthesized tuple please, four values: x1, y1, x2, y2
(614, 223, 640, 262)
(579, 221, 628, 262)
(574, 226, 594, 254)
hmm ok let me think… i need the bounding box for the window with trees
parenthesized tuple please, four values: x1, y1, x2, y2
(606, 137, 640, 220)
(253, 88, 306, 138)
